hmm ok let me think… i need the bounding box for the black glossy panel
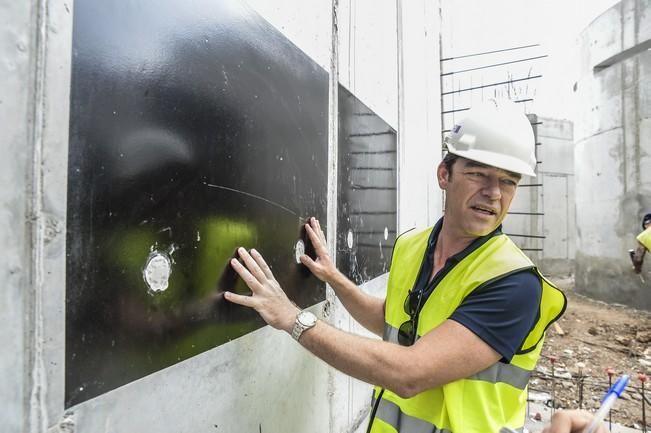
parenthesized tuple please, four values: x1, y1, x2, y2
(337, 86, 397, 283)
(67, 0, 327, 407)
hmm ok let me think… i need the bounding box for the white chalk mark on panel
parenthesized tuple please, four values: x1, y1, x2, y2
(347, 230, 354, 249)
(143, 252, 172, 293)
(294, 240, 305, 263)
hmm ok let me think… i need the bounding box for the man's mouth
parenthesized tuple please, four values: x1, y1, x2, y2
(470, 205, 497, 216)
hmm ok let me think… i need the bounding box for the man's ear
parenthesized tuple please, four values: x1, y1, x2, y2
(437, 161, 450, 190)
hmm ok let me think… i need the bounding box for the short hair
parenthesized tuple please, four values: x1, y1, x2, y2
(442, 153, 521, 181)
(643, 213, 651, 229)
(442, 152, 459, 175)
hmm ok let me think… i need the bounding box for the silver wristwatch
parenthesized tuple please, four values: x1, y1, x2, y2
(291, 310, 317, 341)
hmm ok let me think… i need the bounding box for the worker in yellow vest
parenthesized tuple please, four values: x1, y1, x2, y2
(225, 99, 567, 433)
(630, 213, 651, 273)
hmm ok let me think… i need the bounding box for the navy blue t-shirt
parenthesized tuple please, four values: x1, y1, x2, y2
(409, 219, 542, 362)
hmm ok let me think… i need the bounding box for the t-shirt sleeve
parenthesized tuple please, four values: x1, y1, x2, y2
(449, 269, 542, 362)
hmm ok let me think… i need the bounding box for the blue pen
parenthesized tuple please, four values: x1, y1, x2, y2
(582, 374, 629, 433)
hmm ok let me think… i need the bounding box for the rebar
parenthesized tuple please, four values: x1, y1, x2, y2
(607, 367, 614, 431)
(577, 362, 585, 409)
(640, 373, 647, 433)
(549, 355, 557, 414)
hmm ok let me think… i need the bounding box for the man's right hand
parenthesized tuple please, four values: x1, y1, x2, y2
(299, 217, 385, 337)
(541, 410, 608, 433)
(300, 217, 338, 283)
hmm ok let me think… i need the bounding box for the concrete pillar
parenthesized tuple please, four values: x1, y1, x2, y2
(575, 0, 651, 310)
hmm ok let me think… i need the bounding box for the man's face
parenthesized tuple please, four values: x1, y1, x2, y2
(437, 157, 521, 237)
(645, 220, 651, 231)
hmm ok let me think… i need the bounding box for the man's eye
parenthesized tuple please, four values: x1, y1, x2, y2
(501, 179, 517, 186)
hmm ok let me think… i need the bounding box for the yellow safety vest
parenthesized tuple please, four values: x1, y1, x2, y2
(637, 226, 651, 251)
(369, 227, 567, 433)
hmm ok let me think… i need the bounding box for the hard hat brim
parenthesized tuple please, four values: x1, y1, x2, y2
(446, 146, 537, 177)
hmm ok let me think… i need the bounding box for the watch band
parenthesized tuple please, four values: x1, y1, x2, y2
(291, 310, 317, 341)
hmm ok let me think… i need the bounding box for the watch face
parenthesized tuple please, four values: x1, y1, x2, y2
(298, 311, 317, 326)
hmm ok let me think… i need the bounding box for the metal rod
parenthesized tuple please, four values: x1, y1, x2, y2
(550, 356, 557, 415)
(350, 167, 395, 171)
(441, 54, 548, 76)
(440, 43, 541, 62)
(517, 184, 543, 187)
(641, 373, 647, 433)
(355, 242, 391, 248)
(521, 248, 544, 251)
(606, 368, 614, 431)
(504, 233, 546, 239)
(441, 107, 471, 115)
(349, 211, 397, 215)
(349, 150, 396, 155)
(441, 75, 542, 95)
(578, 375, 584, 409)
(530, 372, 650, 391)
(507, 211, 545, 216)
(348, 131, 394, 137)
(441, 98, 534, 116)
(350, 186, 397, 190)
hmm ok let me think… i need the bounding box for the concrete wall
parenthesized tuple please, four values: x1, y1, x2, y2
(0, 0, 442, 432)
(538, 117, 576, 276)
(575, 0, 651, 309)
(1, 1, 37, 432)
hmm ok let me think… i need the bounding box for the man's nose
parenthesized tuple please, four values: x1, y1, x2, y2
(481, 176, 501, 199)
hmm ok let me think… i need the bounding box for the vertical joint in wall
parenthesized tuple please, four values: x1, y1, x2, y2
(327, 2, 339, 431)
(395, 0, 404, 231)
(28, 0, 50, 432)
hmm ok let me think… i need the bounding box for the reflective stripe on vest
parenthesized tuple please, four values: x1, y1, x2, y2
(638, 226, 651, 251)
(374, 397, 452, 433)
(372, 395, 525, 433)
(468, 361, 531, 390)
(369, 226, 567, 433)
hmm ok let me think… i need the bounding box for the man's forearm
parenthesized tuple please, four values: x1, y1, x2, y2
(326, 269, 385, 337)
(297, 319, 412, 396)
(634, 244, 647, 262)
(295, 317, 501, 399)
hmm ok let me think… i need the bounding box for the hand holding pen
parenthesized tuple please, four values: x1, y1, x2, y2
(540, 410, 609, 433)
(542, 375, 628, 433)
(581, 375, 629, 433)
(500, 375, 629, 433)
(502, 409, 610, 433)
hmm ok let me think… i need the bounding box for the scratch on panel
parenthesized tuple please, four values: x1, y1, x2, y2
(204, 182, 297, 216)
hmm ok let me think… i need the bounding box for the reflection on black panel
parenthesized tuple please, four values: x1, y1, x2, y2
(66, 0, 327, 407)
(337, 86, 397, 284)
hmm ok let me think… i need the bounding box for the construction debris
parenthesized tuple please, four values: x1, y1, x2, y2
(533, 276, 651, 429)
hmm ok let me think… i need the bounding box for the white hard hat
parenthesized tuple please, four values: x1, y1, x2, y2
(444, 99, 537, 177)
